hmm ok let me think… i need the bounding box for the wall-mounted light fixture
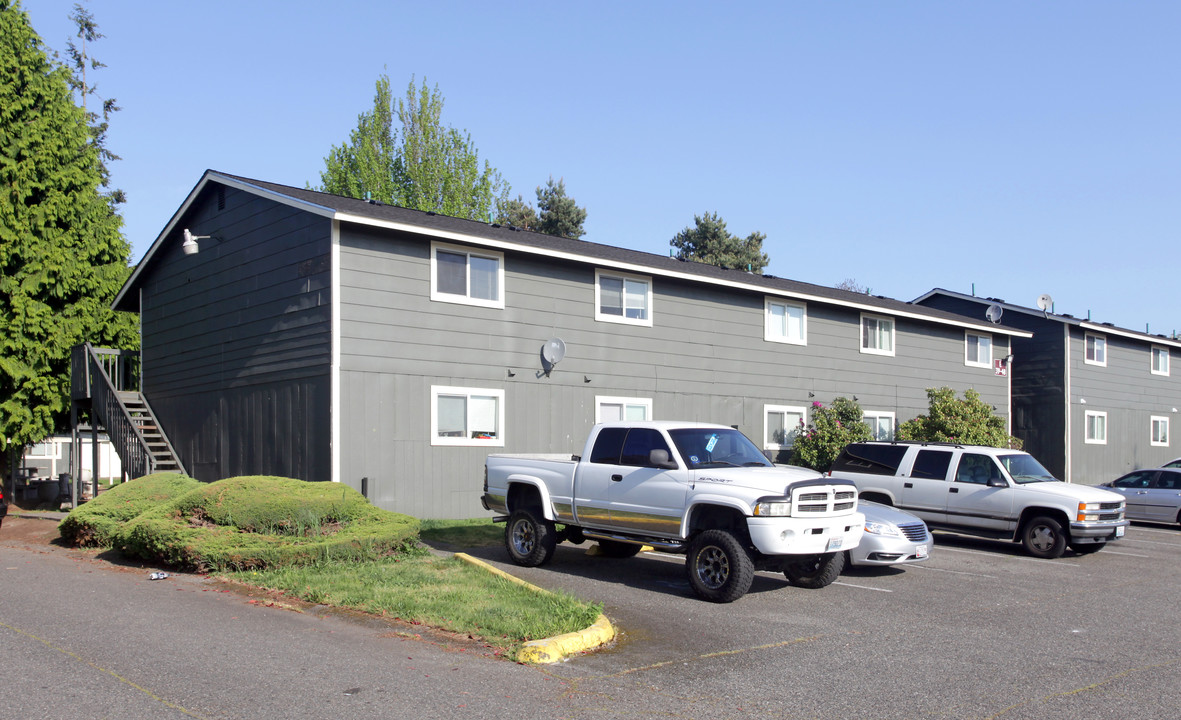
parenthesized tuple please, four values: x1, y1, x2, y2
(182, 228, 216, 255)
(1080, 398, 1087, 404)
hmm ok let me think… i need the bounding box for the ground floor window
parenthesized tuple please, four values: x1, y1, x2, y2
(1152, 416, 1169, 447)
(1085, 410, 1107, 444)
(431, 386, 505, 446)
(764, 405, 805, 450)
(596, 396, 652, 423)
(863, 411, 896, 441)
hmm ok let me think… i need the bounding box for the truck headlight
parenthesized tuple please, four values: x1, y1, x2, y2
(1077, 501, 1102, 522)
(753, 498, 791, 516)
(864, 521, 900, 537)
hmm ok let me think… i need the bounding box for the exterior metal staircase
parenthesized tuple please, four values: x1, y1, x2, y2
(71, 344, 186, 481)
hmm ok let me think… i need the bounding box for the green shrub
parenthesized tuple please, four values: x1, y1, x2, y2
(790, 397, 873, 471)
(58, 473, 199, 547)
(116, 476, 420, 571)
(896, 387, 1022, 449)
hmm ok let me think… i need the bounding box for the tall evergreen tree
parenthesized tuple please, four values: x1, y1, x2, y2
(0, 1, 137, 474)
(534, 176, 587, 239)
(495, 194, 538, 230)
(670, 212, 770, 273)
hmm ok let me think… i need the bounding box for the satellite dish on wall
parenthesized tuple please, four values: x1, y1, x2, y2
(985, 304, 1004, 324)
(541, 337, 567, 365)
(1036, 293, 1054, 312)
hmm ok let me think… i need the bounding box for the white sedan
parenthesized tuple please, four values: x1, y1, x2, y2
(848, 501, 931, 567)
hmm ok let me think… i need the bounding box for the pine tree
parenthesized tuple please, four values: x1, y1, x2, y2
(534, 176, 587, 239)
(670, 212, 770, 273)
(0, 2, 138, 474)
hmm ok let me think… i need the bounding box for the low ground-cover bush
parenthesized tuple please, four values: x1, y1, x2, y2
(117, 476, 420, 571)
(58, 472, 200, 547)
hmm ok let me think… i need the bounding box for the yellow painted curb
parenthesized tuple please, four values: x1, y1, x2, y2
(454, 553, 615, 664)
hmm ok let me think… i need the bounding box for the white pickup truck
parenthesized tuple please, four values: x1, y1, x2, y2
(481, 421, 864, 602)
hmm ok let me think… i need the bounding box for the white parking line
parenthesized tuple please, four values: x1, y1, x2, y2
(833, 581, 892, 592)
(934, 546, 1077, 566)
(1127, 526, 1181, 536)
(910, 565, 997, 579)
(1120, 538, 1181, 547)
(1098, 550, 1152, 558)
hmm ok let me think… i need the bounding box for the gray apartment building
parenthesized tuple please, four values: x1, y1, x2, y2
(916, 289, 1181, 485)
(105, 171, 1028, 518)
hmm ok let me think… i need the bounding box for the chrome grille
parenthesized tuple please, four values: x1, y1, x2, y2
(799, 492, 828, 502)
(899, 523, 928, 541)
(790, 485, 859, 517)
(1097, 512, 1123, 521)
(1099, 502, 1123, 510)
(834, 501, 856, 511)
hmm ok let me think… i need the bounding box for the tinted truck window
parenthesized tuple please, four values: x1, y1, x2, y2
(831, 444, 908, 475)
(911, 450, 952, 480)
(590, 427, 627, 464)
(620, 429, 672, 466)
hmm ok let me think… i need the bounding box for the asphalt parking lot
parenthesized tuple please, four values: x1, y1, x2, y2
(465, 521, 1181, 719)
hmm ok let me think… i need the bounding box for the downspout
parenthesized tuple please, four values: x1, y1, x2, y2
(1063, 324, 1072, 483)
(330, 218, 341, 485)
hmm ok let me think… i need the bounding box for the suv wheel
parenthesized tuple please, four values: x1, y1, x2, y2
(1022, 515, 1067, 559)
(685, 529, 754, 603)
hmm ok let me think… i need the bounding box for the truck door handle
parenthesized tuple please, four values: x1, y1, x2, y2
(903, 482, 913, 488)
(611, 474, 623, 482)
(949, 487, 959, 493)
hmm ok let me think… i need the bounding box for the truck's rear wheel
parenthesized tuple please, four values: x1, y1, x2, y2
(1021, 515, 1067, 559)
(685, 529, 754, 603)
(505, 509, 557, 567)
(783, 552, 844, 588)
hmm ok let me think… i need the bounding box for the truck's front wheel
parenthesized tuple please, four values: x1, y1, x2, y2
(505, 509, 557, 567)
(686, 530, 754, 603)
(783, 552, 844, 589)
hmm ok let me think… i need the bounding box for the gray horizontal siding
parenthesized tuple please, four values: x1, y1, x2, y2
(337, 226, 1010, 518)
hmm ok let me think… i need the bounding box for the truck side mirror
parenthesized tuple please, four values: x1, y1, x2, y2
(649, 449, 678, 469)
(988, 477, 1008, 488)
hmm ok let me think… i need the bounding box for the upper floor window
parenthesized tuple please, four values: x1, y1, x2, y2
(1151, 346, 1170, 376)
(1084, 410, 1107, 444)
(764, 405, 805, 450)
(430, 242, 505, 309)
(431, 386, 504, 446)
(863, 411, 896, 441)
(965, 332, 992, 368)
(1085, 333, 1106, 366)
(861, 313, 895, 356)
(765, 298, 806, 345)
(1152, 416, 1170, 447)
(596, 396, 652, 423)
(595, 270, 652, 327)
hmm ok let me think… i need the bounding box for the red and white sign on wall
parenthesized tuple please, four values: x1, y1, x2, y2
(994, 359, 1008, 377)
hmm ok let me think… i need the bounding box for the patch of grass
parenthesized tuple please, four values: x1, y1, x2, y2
(226, 555, 601, 660)
(58, 472, 200, 547)
(419, 517, 504, 547)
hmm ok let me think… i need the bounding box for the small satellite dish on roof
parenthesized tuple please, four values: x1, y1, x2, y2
(1036, 293, 1053, 312)
(985, 304, 1004, 324)
(541, 337, 566, 365)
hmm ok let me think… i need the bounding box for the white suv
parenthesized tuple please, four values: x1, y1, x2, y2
(828, 442, 1128, 558)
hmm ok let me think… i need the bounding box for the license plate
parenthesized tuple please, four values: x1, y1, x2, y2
(916, 544, 929, 559)
(1116, 525, 1125, 537)
(826, 537, 843, 551)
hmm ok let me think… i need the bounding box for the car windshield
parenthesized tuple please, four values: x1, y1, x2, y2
(668, 428, 772, 469)
(998, 454, 1059, 484)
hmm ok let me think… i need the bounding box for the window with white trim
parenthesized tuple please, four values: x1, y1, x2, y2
(863, 411, 896, 441)
(765, 298, 806, 345)
(1084, 410, 1107, 444)
(1151, 416, 1170, 447)
(1085, 333, 1106, 366)
(860, 313, 895, 356)
(431, 386, 505, 446)
(430, 242, 505, 309)
(1151, 346, 1170, 376)
(764, 405, 806, 450)
(596, 396, 652, 423)
(965, 332, 992, 368)
(595, 270, 652, 326)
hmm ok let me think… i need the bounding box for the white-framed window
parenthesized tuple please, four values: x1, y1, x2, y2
(764, 405, 806, 450)
(863, 411, 896, 441)
(431, 386, 505, 446)
(27, 441, 59, 458)
(430, 242, 505, 309)
(1084, 333, 1106, 366)
(1151, 346, 1170, 376)
(595, 269, 652, 327)
(1084, 410, 1107, 444)
(965, 332, 993, 368)
(596, 396, 652, 423)
(860, 313, 895, 356)
(1152, 416, 1170, 447)
(764, 298, 807, 345)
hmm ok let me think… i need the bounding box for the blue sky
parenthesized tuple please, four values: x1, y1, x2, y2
(23, 1, 1180, 336)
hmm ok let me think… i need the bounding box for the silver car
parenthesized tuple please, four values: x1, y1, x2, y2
(848, 500, 931, 567)
(1099, 468, 1181, 525)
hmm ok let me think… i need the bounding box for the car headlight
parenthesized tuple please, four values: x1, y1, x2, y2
(864, 521, 900, 537)
(1077, 501, 1108, 522)
(753, 498, 791, 516)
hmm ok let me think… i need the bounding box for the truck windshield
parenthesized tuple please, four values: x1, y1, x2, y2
(998, 454, 1059, 484)
(668, 428, 772, 469)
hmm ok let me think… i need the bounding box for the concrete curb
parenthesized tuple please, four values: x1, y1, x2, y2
(453, 552, 615, 664)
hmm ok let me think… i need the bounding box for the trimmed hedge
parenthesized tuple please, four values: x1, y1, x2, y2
(58, 473, 200, 547)
(115, 476, 420, 571)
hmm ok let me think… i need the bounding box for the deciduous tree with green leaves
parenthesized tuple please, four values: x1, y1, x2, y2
(790, 398, 873, 471)
(670, 212, 770, 273)
(1, 1, 138, 482)
(317, 74, 509, 223)
(896, 387, 1022, 449)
